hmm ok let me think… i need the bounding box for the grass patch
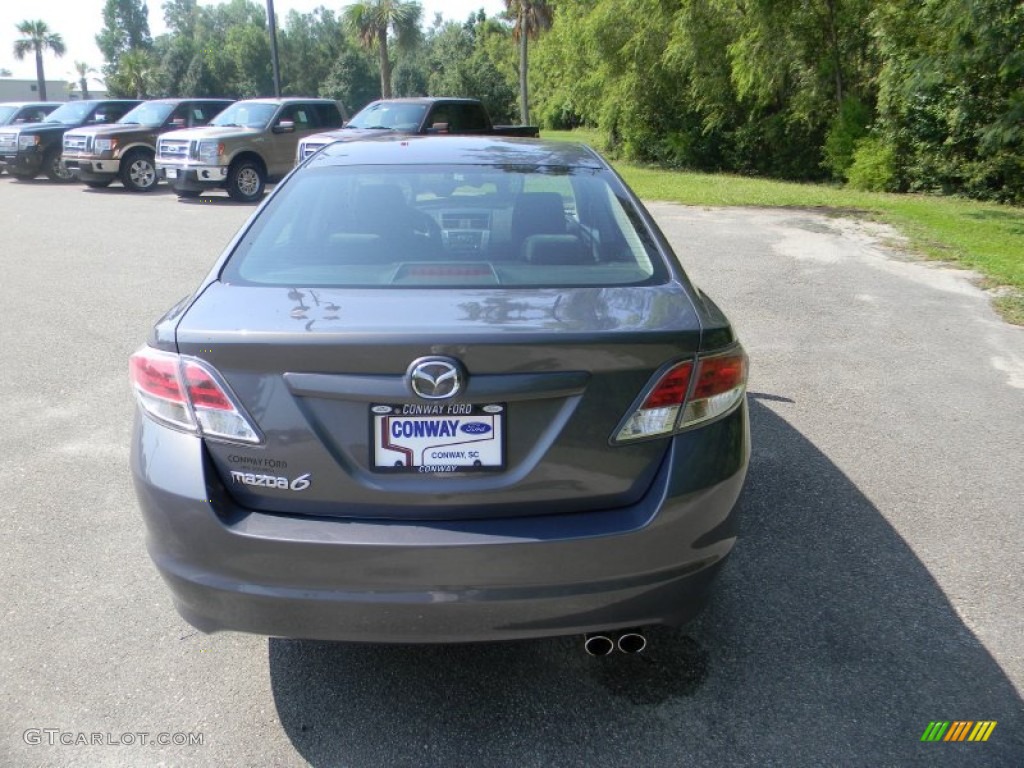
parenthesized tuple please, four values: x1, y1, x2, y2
(993, 295, 1024, 326)
(547, 128, 1024, 324)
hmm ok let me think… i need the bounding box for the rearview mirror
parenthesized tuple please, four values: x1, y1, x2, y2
(273, 120, 295, 134)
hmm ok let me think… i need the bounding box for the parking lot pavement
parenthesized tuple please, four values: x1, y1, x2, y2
(1, 180, 1021, 767)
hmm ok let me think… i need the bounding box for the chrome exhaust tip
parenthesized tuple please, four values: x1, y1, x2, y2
(583, 634, 615, 656)
(616, 630, 647, 654)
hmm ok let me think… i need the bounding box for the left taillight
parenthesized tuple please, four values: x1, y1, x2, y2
(614, 347, 748, 442)
(129, 347, 262, 444)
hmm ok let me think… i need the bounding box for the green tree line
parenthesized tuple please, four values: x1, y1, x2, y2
(77, 0, 1024, 203)
(530, 0, 1023, 203)
(88, 0, 520, 124)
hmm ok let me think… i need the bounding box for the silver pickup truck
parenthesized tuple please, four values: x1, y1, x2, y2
(156, 98, 344, 202)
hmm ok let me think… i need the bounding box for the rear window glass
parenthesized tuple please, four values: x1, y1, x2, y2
(315, 103, 343, 128)
(221, 164, 668, 288)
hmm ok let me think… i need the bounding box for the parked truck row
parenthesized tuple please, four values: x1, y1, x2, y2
(0, 96, 539, 202)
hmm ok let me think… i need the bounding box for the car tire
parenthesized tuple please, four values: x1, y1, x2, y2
(226, 159, 265, 203)
(44, 148, 74, 183)
(175, 189, 201, 199)
(120, 149, 158, 192)
(84, 179, 113, 189)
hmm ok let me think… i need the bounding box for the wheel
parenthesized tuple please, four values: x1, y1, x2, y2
(226, 159, 265, 203)
(84, 179, 113, 189)
(44, 148, 74, 182)
(175, 189, 201, 199)
(10, 170, 35, 181)
(120, 149, 158, 192)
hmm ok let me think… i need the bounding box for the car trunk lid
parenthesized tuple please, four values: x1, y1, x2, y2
(175, 281, 702, 520)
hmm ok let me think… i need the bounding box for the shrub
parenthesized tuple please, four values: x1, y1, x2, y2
(847, 136, 897, 192)
(823, 97, 872, 180)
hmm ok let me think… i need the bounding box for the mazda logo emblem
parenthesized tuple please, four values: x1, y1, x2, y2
(408, 357, 462, 400)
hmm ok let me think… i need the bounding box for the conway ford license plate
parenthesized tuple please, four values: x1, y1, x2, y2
(165, 167, 177, 179)
(372, 403, 505, 473)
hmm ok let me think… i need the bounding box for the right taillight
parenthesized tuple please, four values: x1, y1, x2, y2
(129, 347, 262, 444)
(614, 347, 748, 442)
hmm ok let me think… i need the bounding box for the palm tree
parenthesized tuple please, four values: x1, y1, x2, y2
(73, 61, 98, 100)
(13, 20, 66, 101)
(503, 1, 553, 124)
(115, 50, 154, 99)
(344, 0, 422, 99)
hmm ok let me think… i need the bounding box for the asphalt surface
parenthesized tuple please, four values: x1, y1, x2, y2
(1, 178, 1021, 767)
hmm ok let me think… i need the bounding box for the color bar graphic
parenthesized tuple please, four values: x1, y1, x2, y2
(921, 721, 996, 742)
(967, 721, 997, 742)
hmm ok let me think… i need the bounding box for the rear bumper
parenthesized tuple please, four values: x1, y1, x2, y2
(132, 403, 749, 643)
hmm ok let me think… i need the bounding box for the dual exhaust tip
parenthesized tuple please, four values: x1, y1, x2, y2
(584, 629, 647, 656)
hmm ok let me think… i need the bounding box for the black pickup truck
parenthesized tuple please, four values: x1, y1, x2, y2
(296, 97, 539, 163)
(0, 99, 141, 181)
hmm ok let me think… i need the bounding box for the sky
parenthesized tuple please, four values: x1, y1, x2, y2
(1, 0, 506, 84)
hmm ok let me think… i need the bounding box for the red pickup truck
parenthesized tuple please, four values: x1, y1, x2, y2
(296, 97, 539, 163)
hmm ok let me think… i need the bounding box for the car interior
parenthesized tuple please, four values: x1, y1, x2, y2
(225, 166, 663, 288)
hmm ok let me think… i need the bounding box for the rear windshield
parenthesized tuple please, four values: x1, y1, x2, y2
(222, 164, 668, 288)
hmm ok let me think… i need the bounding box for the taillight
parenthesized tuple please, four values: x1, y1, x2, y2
(681, 350, 748, 427)
(614, 347, 747, 442)
(129, 347, 262, 444)
(129, 352, 192, 431)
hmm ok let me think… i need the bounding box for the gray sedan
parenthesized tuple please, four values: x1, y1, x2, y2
(129, 136, 749, 655)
